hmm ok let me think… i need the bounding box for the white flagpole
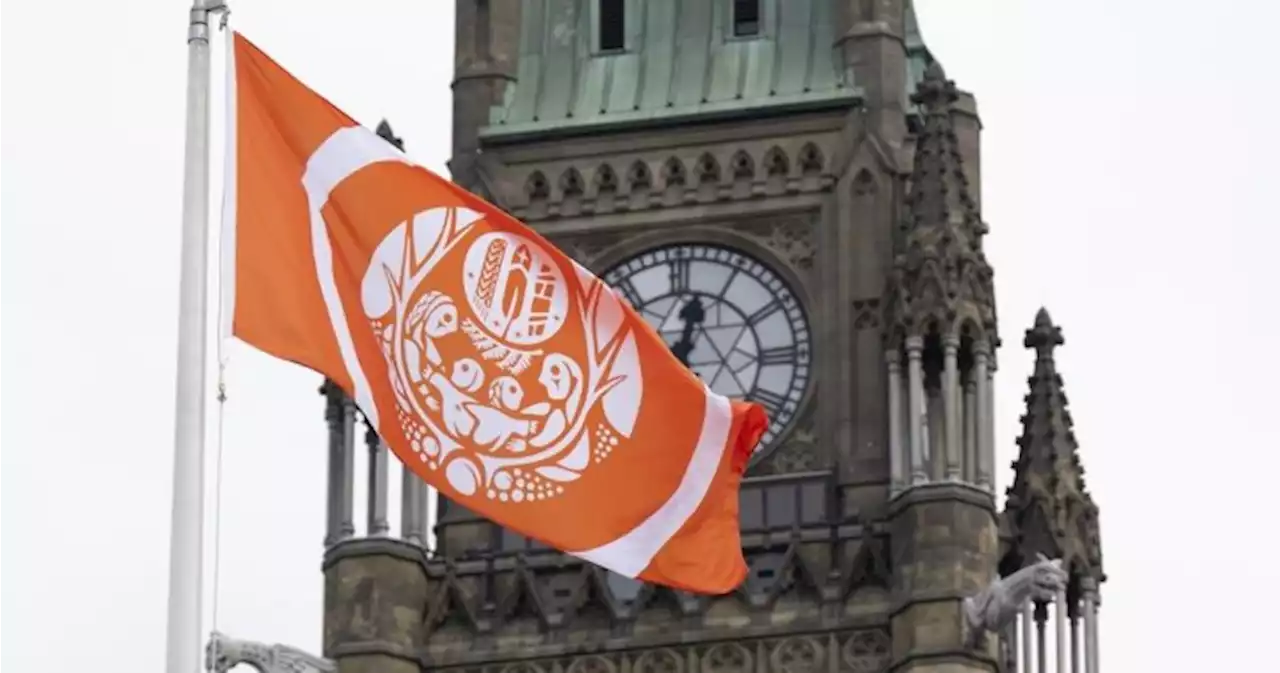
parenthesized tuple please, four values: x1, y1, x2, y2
(166, 1, 220, 670)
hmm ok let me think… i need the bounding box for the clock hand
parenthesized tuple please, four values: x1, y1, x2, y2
(669, 296, 706, 368)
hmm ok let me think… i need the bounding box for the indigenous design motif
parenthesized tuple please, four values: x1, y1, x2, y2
(361, 207, 643, 504)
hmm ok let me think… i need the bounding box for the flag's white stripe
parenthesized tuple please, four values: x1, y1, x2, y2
(301, 125, 411, 430)
(218, 30, 238, 344)
(573, 387, 732, 577)
(299, 126, 731, 578)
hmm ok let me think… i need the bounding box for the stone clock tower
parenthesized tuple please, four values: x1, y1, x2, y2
(296, 4, 1107, 673)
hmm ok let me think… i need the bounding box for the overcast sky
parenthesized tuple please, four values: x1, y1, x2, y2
(3, 1, 1278, 671)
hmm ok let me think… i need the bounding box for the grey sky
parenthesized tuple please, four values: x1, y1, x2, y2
(2, 1, 1276, 671)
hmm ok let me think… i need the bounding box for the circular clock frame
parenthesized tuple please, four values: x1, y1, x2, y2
(596, 237, 813, 462)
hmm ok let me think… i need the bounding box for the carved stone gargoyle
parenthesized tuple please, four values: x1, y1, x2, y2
(205, 631, 336, 673)
(964, 555, 1069, 647)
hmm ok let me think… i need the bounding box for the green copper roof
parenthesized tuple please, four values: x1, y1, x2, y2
(481, 0, 860, 140)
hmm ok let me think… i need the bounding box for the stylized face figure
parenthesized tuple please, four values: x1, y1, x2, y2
(489, 375, 524, 410)
(450, 358, 484, 392)
(424, 299, 458, 338)
(538, 354, 577, 401)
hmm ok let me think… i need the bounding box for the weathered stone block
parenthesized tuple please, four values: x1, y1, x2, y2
(331, 653, 420, 673)
(891, 486, 998, 596)
(323, 539, 428, 671)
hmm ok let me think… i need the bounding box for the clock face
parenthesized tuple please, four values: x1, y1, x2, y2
(601, 243, 812, 455)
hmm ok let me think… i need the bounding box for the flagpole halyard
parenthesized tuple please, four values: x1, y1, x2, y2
(166, 1, 226, 671)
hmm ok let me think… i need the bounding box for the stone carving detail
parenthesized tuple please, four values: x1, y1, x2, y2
(695, 153, 722, 184)
(765, 221, 815, 272)
(737, 218, 816, 275)
(628, 160, 653, 192)
(752, 411, 818, 475)
(205, 632, 336, 673)
(513, 144, 833, 220)
(634, 648, 683, 673)
(454, 636, 883, 673)
(566, 655, 616, 673)
(703, 643, 752, 673)
(853, 169, 876, 196)
(764, 146, 790, 177)
(730, 150, 755, 180)
(841, 629, 891, 672)
(797, 143, 823, 175)
(853, 298, 880, 329)
(965, 555, 1068, 643)
(662, 157, 687, 187)
(595, 164, 619, 195)
(526, 171, 550, 203)
(885, 61, 996, 342)
(560, 167, 585, 198)
(770, 637, 824, 673)
(545, 234, 624, 267)
(839, 530, 892, 597)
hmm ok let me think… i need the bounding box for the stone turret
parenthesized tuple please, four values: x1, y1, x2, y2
(882, 57, 1003, 673)
(997, 309, 1104, 673)
(449, 0, 521, 199)
(884, 59, 998, 495)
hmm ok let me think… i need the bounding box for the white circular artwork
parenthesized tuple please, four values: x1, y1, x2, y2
(359, 206, 644, 505)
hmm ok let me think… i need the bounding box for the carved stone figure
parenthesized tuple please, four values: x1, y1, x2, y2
(205, 632, 336, 673)
(964, 554, 1069, 640)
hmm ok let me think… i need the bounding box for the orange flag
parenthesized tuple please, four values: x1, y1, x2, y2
(220, 33, 767, 594)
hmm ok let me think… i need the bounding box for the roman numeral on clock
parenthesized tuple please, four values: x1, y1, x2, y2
(746, 299, 782, 325)
(614, 278, 643, 307)
(751, 388, 790, 417)
(669, 259, 691, 293)
(758, 345, 797, 366)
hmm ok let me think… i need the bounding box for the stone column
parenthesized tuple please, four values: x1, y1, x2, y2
(365, 420, 389, 536)
(1083, 579, 1100, 673)
(906, 336, 927, 485)
(943, 335, 961, 481)
(416, 484, 431, 545)
(1021, 601, 1034, 673)
(1005, 615, 1021, 673)
(1055, 586, 1068, 673)
(1035, 602, 1048, 673)
(887, 349, 905, 495)
(401, 466, 423, 546)
(964, 376, 978, 484)
(1071, 604, 1081, 673)
(973, 346, 992, 491)
(322, 380, 355, 547)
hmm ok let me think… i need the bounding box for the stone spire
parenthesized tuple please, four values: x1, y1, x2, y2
(1000, 309, 1104, 584)
(885, 59, 995, 344)
(883, 60, 999, 496)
